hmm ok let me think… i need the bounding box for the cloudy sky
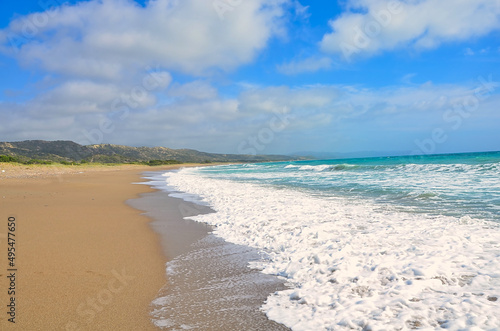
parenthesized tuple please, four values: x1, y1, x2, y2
(0, 0, 499, 155)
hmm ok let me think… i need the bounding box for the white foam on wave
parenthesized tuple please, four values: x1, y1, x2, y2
(164, 168, 500, 330)
(286, 163, 360, 172)
(298, 164, 332, 171)
(156, 172, 210, 205)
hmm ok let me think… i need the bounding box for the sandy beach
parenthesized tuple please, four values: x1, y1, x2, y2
(0, 163, 189, 330)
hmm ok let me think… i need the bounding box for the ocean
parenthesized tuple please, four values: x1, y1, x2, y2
(155, 151, 500, 330)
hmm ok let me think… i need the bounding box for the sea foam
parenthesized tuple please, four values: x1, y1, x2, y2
(164, 167, 500, 330)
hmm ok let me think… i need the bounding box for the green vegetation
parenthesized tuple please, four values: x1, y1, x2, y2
(25, 159, 53, 165)
(1, 154, 69, 165)
(144, 160, 183, 166)
(0, 154, 184, 167)
(0, 140, 303, 165)
(90, 154, 130, 164)
(0, 155, 19, 163)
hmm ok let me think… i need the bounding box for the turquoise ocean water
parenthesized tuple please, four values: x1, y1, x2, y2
(161, 151, 500, 330)
(198, 151, 500, 224)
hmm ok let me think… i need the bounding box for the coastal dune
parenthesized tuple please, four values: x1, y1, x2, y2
(0, 165, 174, 330)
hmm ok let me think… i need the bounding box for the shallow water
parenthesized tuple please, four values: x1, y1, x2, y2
(151, 235, 289, 331)
(130, 171, 289, 330)
(162, 152, 500, 330)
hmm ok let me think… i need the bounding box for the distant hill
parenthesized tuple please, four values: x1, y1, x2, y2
(0, 140, 303, 163)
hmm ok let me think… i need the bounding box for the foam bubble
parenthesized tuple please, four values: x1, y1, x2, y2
(164, 168, 500, 330)
(298, 164, 331, 171)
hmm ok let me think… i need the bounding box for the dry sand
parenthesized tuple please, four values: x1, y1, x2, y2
(0, 163, 199, 330)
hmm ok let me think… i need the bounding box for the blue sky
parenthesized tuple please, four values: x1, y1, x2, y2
(0, 0, 499, 156)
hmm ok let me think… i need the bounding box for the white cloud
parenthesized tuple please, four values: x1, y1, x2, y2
(23, 70, 171, 117)
(401, 73, 417, 85)
(465, 47, 475, 56)
(464, 47, 493, 56)
(292, 0, 310, 19)
(1, 78, 498, 153)
(0, 0, 288, 79)
(167, 80, 218, 100)
(277, 56, 332, 74)
(238, 85, 340, 114)
(28, 81, 123, 116)
(320, 0, 500, 61)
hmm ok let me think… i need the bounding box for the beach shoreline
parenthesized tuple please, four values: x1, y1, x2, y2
(134, 170, 289, 330)
(0, 162, 289, 330)
(0, 163, 203, 330)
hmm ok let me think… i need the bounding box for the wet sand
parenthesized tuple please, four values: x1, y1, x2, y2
(130, 171, 290, 330)
(0, 164, 289, 330)
(0, 164, 183, 330)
